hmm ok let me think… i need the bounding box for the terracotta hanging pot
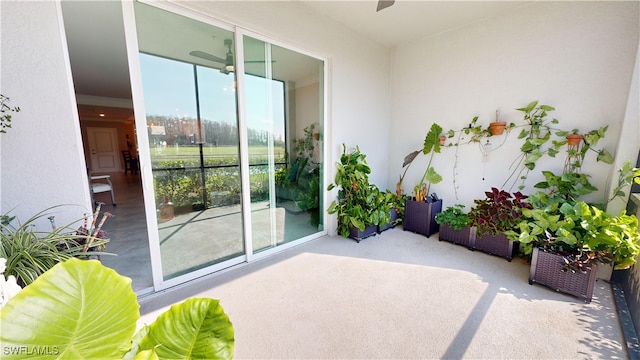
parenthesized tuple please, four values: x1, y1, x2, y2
(438, 136, 446, 146)
(489, 121, 507, 136)
(566, 133, 584, 146)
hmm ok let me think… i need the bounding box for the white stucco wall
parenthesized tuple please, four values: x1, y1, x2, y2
(608, 40, 640, 216)
(177, 1, 392, 234)
(0, 1, 91, 227)
(389, 1, 640, 209)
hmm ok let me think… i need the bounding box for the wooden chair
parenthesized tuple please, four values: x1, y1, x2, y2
(90, 175, 116, 205)
(122, 150, 138, 175)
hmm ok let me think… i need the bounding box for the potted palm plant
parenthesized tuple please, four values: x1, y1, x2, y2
(435, 204, 475, 248)
(327, 144, 390, 242)
(468, 188, 531, 261)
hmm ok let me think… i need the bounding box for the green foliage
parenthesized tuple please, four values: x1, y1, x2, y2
(274, 167, 291, 187)
(327, 144, 390, 237)
(397, 123, 445, 199)
(296, 167, 321, 226)
(434, 204, 470, 231)
(507, 201, 640, 272)
(411, 123, 444, 201)
(501, 101, 562, 190)
(531, 170, 598, 206)
(0, 258, 234, 359)
(0, 94, 20, 134)
(0, 207, 110, 287)
(608, 160, 640, 204)
(562, 125, 612, 174)
(294, 123, 317, 162)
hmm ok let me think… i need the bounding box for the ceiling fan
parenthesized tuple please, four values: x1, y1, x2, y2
(376, 0, 395, 12)
(189, 39, 273, 75)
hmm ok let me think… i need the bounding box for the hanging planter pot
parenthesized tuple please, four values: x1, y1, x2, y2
(489, 121, 507, 136)
(438, 136, 446, 146)
(566, 133, 584, 146)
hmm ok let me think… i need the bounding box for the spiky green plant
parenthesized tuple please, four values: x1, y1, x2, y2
(0, 206, 109, 287)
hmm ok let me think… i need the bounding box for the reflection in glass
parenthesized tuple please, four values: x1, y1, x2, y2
(135, 3, 243, 280)
(134, 2, 324, 283)
(243, 36, 324, 254)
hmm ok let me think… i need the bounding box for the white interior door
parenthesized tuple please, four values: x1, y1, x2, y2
(87, 127, 120, 173)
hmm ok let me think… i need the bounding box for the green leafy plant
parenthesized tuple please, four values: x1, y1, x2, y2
(607, 160, 640, 205)
(0, 258, 234, 359)
(529, 170, 598, 207)
(468, 187, 532, 237)
(502, 101, 562, 190)
(434, 204, 470, 231)
(296, 167, 321, 226)
(0, 94, 20, 134)
(0, 207, 111, 287)
(327, 144, 389, 237)
(396, 123, 444, 201)
(507, 201, 640, 272)
(559, 125, 613, 174)
(274, 167, 291, 187)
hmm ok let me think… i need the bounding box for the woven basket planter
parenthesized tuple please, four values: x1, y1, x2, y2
(439, 225, 476, 248)
(529, 248, 597, 303)
(403, 198, 442, 237)
(349, 225, 377, 243)
(378, 208, 400, 233)
(473, 232, 517, 261)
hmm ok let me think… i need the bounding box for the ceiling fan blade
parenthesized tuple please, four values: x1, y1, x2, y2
(376, 0, 395, 12)
(189, 50, 226, 63)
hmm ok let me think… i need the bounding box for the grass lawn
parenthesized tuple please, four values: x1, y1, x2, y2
(150, 145, 285, 160)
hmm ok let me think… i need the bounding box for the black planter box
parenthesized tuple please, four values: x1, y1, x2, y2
(378, 208, 400, 233)
(472, 232, 517, 261)
(439, 225, 475, 248)
(403, 199, 442, 237)
(349, 225, 377, 243)
(529, 248, 597, 303)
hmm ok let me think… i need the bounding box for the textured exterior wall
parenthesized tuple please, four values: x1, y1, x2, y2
(1, 1, 91, 227)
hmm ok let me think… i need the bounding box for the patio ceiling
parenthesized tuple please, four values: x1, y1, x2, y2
(62, 1, 530, 122)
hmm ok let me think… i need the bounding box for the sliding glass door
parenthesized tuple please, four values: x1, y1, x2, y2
(241, 35, 324, 254)
(127, 1, 324, 289)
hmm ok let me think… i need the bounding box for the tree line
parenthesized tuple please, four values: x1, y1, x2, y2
(146, 115, 284, 147)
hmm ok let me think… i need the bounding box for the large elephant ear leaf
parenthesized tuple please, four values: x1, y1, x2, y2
(423, 123, 443, 155)
(0, 258, 139, 359)
(136, 297, 234, 360)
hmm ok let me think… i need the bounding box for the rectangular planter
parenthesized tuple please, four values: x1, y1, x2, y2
(378, 208, 400, 233)
(439, 225, 476, 248)
(529, 248, 597, 303)
(349, 225, 377, 243)
(472, 232, 517, 261)
(403, 199, 442, 237)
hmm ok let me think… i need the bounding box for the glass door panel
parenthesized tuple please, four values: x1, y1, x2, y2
(242, 35, 324, 254)
(134, 3, 243, 281)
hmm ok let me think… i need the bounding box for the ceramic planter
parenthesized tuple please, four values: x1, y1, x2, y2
(439, 225, 476, 248)
(349, 225, 377, 243)
(403, 199, 442, 237)
(378, 208, 400, 233)
(529, 248, 597, 303)
(472, 232, 517, 261)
